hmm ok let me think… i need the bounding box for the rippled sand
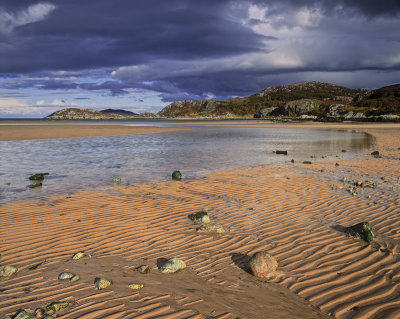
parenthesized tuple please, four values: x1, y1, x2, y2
(0, 123, 399, 319)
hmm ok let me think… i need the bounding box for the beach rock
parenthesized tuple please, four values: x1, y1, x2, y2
(159, 257, 186, 274)
(371, 151, 380, 157)
(58, 272, 75, 280)
(70, 275, 80, 282)
(12, 310, 31, 319)
(172, 170, 182, 181)
(275, 150, 288, 155)
(0, 265, 18, 277)
(29, 173, 49, 181)
(137, 265, 150, 274)
(128, 283, 144, 289)
(112, 177, 122, 183)
(302, 161, 312, 164)
(291, 159, 295, 163)
(72, 252, 86, 260)
(34, 308, 45, 319)
(249, 251, 278, 279)
(94, 277, 111, 290)
(189, 211, 210, 224)
(198, 224, 225, 234)
(46, 301, 70, 313)
(345, 222, 374, 243)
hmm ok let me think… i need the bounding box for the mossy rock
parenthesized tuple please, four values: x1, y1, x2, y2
(345, 222, 374, 243)
(94, 277, 111, 290)
(172, 170, 182, 181)
(29, 182, 43, 189)
(189, 211, 210, 224)
(46, 301, 70, 312)
(29, 173, 49, 181)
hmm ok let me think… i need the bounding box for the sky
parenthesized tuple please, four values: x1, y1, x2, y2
(0, 0, 400, 118)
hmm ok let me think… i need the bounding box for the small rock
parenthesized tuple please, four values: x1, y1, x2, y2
(137, 265, 150, 274)
(198, 224, 225, 234)
(302, 161, 312, 164)
(34, 308, 45, 319)
(159, 257, 186, 274)
(58, 272, 75, 280)
(335, 163, 340, 166)
(72, 252, 86, 260)
(371, 151, 380, 156)
(0, 265, 18, 277)
(172, 170, 182, 181)
(128, 283, 144, 289)
(345, 222, 374, 243)
(290, 159, 295, 163)
(112, 177, 122, 183)
(94, 277, 111, 290)
(12, 310, 31, 319)
(342, 150, 347, 152)
(275, 150, 288, 155)
(189, 211, 210, 224)
(70, 275, 80, 282)
(46, 301, 70, 313)
(29, 173, 49, 181)
(249, 251, 278, 279)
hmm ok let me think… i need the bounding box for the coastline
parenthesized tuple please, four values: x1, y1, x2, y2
(1, 123, 399, 318)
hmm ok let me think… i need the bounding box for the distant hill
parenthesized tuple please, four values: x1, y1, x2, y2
(100, 109, 138, 116)
(157, 81, 400, 121)
(45, 108, 155, 119)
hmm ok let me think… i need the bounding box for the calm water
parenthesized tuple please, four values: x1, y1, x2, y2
(0, 124, 372, 204)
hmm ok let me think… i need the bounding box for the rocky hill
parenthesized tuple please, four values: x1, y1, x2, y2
(157, 81, 400, 121)
(45, 108, 153, 120)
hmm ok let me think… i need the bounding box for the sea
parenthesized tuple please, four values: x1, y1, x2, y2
(0, 120, 373, 204)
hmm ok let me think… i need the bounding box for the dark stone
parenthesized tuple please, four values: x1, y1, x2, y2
(303, 161, 312, 164)
(275, 150, 288, 155)
(189, 211, 210, 223)
(29, 173, 49, 181)
(371, 151, 380, 156)
(291, 159, 295, 163)
(335, 163, 340, 166)
(342, 150, 347, 152)
(172, 170, 182, 181)
(345, 222, 374, 243)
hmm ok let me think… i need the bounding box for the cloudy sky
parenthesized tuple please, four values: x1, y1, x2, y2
(0, 0, 400, 118)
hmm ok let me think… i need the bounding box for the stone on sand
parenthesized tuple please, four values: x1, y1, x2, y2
(249, 251, 278, 279)
(159, 257, 186, 274)
(345, 222, 374, 243)
(94, 277, 111, 290)
(0, 265, 18, 277)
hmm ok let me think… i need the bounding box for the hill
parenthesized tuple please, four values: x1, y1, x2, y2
(100, 109, 138, 116)
(45, 108, 153, 120)
(157, 81, 400, 120)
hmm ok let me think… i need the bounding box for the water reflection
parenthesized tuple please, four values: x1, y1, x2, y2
(0, 127, 372, 204)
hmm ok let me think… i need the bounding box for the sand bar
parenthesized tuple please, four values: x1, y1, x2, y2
(0, 123, 399, 318)
(0, 124, 189, 141)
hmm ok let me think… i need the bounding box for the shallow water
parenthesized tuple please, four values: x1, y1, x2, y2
(0, 124, 372, 204)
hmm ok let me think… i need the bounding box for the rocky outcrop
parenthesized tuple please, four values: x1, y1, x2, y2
(254, 107, 278, 118)
(272, 99, 324, 116)
(322, 104, 367, 120)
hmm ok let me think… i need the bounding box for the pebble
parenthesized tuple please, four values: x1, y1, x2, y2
(198, 224, 225, 234)
(46, 301, 70, 312)
(58, 272, 75, 280)
(72, 252, 86, 260)
(94, 277, 111, 290)
(128, 283, 144, 290)
(13, 310, 31, 319)
(190, 211, 210, 224)
(159, 257, 186, 274)
(0, 265, 18, 277)
(137, 265, 150, 274)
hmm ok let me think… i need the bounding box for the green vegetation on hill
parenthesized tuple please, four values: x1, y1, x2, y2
(356, 84, 400, 116)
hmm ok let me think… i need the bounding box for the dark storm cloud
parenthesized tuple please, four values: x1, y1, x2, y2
(1, 0, 400, 106)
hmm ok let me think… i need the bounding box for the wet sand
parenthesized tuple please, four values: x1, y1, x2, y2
(0, 124, 188, 141)
(1, 123, 399, 318)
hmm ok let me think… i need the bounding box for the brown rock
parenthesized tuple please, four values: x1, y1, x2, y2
(249, 251, 278, 278)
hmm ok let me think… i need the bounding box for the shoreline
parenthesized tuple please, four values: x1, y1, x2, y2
(1, 123, 399, 318)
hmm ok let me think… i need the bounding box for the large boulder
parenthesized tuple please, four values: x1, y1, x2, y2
(249, 251, 278, 278)
(159, 257, 186, 274)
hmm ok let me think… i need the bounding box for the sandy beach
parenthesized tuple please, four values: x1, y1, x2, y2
(1, 122, 400, 318)
(0, 124, 188, 141)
